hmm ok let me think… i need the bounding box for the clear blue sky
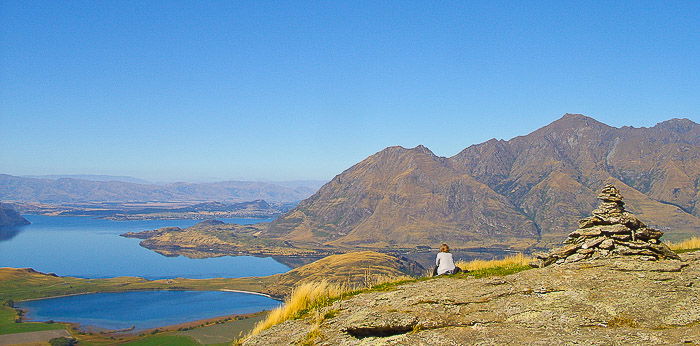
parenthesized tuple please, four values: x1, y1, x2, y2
(1, 1, 698, 182)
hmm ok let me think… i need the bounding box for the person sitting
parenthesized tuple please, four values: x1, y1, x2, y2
(435, 243, 462, 275)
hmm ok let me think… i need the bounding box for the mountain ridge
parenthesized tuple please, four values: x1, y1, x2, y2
(264, 114, 700, 248)
(0, 175, 326, 203)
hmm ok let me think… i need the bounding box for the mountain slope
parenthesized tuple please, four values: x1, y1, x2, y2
(450, 114, 700, 243)
(266, 145, 539, 249)
(266, 114, 700, 248)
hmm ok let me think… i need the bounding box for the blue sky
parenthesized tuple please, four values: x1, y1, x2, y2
(1, 1, 698, 182)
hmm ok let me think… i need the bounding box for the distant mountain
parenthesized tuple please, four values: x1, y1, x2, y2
(0, 176, 326, 203)
(265, 114, 700, 249)
(0, 204, 30, 227)
(22, 174, 152, 184)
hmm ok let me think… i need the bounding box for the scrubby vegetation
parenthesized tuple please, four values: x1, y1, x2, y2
(668, 237, 700, 253)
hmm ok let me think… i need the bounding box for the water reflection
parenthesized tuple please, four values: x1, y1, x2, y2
(0, 225, 28, 241)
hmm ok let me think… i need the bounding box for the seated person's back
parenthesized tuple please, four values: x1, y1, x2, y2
(436, 243, 456, 275)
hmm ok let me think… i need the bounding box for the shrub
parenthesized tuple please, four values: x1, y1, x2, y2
(49, 337, 77, 346)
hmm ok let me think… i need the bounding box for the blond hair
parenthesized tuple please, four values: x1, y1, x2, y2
(439, 243, 450, 253)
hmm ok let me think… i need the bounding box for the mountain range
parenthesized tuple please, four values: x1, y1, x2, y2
(263, 114, 700, 249)
(0, 176, 325, 203)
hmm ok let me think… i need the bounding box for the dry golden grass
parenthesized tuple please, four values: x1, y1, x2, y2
(455, 253, 532, 271)
(241, 273, 412, 343)
(244, 281, 349, 341)
(667, 237, 700, 251)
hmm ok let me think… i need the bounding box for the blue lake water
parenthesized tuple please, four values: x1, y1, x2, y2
(0, 215, 290, 279)
(17, 291, 281, 332)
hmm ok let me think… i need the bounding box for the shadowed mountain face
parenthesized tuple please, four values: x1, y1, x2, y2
(0, 204, 30, 227)
(266, 114, 700, 248)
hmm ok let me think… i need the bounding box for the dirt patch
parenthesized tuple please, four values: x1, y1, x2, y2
(0, 329, 70, 346)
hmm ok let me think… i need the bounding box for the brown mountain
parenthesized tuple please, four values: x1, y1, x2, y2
(266, 145, 538, 249)
(264, 114, 700, 249)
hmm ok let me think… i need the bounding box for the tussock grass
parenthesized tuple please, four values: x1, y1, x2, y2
(245, 281, 349, 340)
(667, 237, 700, 253)
(241, 273, 412, 343)
(455, 253, 532, 271)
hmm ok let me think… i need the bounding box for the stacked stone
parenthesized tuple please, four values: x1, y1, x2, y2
(533, 184, 680, 267)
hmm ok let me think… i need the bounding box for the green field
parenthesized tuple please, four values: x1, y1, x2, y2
(0, 305, 66, 335)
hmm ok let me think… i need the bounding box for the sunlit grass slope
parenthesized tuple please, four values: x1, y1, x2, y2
(247, 281, 347, 339)
(262, 251, 416, 297)
(667, 236, 700, 253)
(455, 253, 532, 271)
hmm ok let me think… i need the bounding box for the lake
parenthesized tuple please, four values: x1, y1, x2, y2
(16, 290, 281, 332)
(0, 215, 290, 279)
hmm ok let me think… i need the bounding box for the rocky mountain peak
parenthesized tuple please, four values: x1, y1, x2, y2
(375, 144, 437, 157)
(654, 117, 698, 132)
(534, 113, 611, 133)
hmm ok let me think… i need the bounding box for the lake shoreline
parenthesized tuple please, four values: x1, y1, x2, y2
(15, 290, 280, 334)
(15, 287, 277, 303)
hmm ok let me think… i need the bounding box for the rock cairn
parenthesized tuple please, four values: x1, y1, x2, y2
(533, 184, 680, 267)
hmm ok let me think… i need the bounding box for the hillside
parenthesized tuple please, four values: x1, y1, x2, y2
(0, 205, 30, 227)
(264, 114, 700, 248)
(266, 145, 538, 249)
(0, 175, 324, 203)
(245, 251, 700, 345)
(261, 251, 423, 297)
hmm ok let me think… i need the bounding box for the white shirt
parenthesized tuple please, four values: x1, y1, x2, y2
(436, 252, 456, 275)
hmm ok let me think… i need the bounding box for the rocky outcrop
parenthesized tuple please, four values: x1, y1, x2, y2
(0, 204, 30, 227)
(533, 184, 680, 267)
(244, 251, 700, 345)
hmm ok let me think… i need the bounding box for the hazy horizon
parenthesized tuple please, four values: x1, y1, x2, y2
(7, 173, 328, 185)
(2, 2, 698, 181)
